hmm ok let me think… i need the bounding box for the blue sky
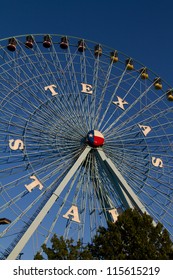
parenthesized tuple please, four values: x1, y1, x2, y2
(0, 0, 173, 85)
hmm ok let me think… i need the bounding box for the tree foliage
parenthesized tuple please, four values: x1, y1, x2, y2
(89, 209, 173, 260)
(34, 235, 92, 260)
(34, 209, 173, 260)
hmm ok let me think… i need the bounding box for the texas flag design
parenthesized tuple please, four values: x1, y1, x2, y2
(87, 130, 105, 147)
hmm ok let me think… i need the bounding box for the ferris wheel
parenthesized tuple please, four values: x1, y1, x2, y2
(0, 34, 173, 260)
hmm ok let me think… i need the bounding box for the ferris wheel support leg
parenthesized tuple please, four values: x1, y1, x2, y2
(6, 146, 91, 260)
(96, 148, 149, 215)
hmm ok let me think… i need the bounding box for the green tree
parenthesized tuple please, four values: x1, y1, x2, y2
(34, 235, 93, 260)
(34, 209, 173, 260)
(89, 209, 173, 260)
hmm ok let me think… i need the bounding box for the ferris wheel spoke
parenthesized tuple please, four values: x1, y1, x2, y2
(24, 41, 59, 87)
(0, 54, 48, 106)
(125, 164, 173, 196)
(0, 188, 46, 239)
(90, 58, 100, 128)
(64, 47, 80, 91)
(47, 42, 70, 93)
(94, 61, 114, 128)
(103, 81, 155, 135)
(139, 184, 173, 217)
(99, 69, 143, 132)
(121, 160, 173, 200)
(79, 52, 93, 129)
(105, 113, 172, 142)
(64, 47, 91, 131)
(16, 40, 83, 116)
(104, 85, 168, 138)
(25, 151, 78, 179)
(97, 67, 128, 131)
(0, 190, 29, 213)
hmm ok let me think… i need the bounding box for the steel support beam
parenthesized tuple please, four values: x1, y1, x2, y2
(6, 146, 91, 260)
(6, 145, 149, 259)
(96, 148, 149, 215)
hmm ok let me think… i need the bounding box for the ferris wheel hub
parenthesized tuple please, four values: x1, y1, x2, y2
(86, 130, 105, 147)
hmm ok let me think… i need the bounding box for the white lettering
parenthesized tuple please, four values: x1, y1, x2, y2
(138, 124, 152, 136)
(108, 208, 119, 223)
(152, 157, 163, 168)
(63, 205, 80, 223)
(25, 175, 43, 192)
(9, 139, 24, 150)
(44, 84, 58, 96)
(81, 83, 93, 94)
(112, 96, 128, 110)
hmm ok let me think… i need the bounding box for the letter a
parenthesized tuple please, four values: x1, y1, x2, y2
(138, 124, 151, 136)
(108, 208, 119, 223)
(63, 205, 80, 223)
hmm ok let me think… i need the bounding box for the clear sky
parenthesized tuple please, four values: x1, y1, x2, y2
(0, 0, 173, 85)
